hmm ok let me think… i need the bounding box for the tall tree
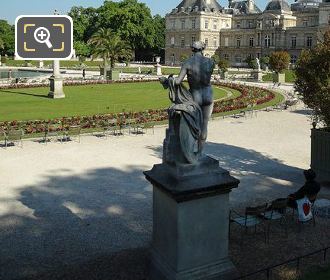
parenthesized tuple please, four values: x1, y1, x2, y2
(88, 28, 132, 78)
(68, 6, 98, 58)
(295, 29, 330, 126)
(0, 20, 14, 55)
(97, 0, 155, 57)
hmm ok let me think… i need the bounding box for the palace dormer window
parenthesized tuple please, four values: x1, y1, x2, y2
(236, 21, 241, 29)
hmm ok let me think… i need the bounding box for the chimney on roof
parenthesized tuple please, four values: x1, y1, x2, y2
(247, 0, 254, 12)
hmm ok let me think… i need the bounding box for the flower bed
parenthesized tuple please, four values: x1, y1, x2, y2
(0, 81, 276, 135)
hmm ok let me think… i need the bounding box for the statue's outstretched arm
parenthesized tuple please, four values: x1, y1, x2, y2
(175, 65, 187, 85)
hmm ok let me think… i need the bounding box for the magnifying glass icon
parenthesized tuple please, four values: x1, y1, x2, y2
(34, 27, 53, 49)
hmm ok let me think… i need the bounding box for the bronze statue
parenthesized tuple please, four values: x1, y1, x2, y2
(175, 41, 215, 144)
(160, 41, 215, 165)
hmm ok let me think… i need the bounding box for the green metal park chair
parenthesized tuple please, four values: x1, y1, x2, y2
(260, 198, 288, 238)
(229, 203, 268, 245)
(5, 129, 24, 148)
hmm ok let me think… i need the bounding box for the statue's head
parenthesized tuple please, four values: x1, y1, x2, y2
(191, 41, 205, 53)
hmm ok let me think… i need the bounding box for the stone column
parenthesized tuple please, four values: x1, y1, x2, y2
(48, 60, 65, 99)
(144, 156, 239, 280)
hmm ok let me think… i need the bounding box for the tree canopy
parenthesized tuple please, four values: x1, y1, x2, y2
(0, 20, 15, 55)
(295, 29, 330, 127)
(69, 0, 165, 59)
(269, 51, 290, 73)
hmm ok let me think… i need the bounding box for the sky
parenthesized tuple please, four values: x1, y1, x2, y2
(0, 0, 295, 24)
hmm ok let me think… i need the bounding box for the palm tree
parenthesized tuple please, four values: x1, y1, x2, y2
(88, 28, 132, 79)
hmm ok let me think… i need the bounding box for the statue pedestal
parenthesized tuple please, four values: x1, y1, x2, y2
(155, 64, 162, 76)
(144, 156, 240, 280)
(48, 76, 65, 99)
(252, 71, 263, 82)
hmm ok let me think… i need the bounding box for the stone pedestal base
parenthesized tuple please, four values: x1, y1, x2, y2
(48, 76, 65, 99)
(155, 64, 162, 76)
(144, 156, 240, 280)
(252, 71, 263, 82)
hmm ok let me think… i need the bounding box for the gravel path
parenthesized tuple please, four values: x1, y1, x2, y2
(0, 97, 329, 279)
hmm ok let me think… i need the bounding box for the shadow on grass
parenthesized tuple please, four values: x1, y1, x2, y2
(0, 89, 49, 99)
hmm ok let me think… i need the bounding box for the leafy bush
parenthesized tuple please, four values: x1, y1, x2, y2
(269, 51, 290, 73)
(180, 54, 188, 63)
(295, 29, 330, 127)
(218, 57, 230, 73)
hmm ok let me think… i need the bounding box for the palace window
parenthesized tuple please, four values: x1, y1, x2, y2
(236, 21, 241, 29)
(257, 21, 262, 28)
(191, 35, 196, 44)
(224, 54, 229, 60)
(214, 37, 218, 47)
(271, 33, 275, 46)
(249, 37, 254, 47)
(205, 20, 209, 29)
(171, 37, 175, 47)
(224, 37, 229, 47)
(213, 20, 218, 30)
(290, 55, 297, 64)
(291, 36, 296, 48)
(303, 20, 308, 27)
(181, 19, 185, 29)
(307, 36, 313, 48)
(235, 55, 242, 63)
(181, 37, 185, 48)
(192, 19, 196, 29)
(264, 35, 270, 48)
(171, 20, 175, 29)
(237, 38, 241, 48)
(248, 21, 253, 28)
(205, 38, 209, 47)
(257, 33, 261, 46)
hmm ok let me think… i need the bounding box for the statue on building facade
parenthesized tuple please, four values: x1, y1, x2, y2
(160, 41, 215, 165)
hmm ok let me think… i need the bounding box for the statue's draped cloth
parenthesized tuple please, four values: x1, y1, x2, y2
(166, 77, 203, 163)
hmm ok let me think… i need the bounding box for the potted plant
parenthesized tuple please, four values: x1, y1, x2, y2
(295, 29, 330, 183)
(269, 51, 290, 83)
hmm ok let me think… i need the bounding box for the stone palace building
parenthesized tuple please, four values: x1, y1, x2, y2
(165, 0, 330, 66)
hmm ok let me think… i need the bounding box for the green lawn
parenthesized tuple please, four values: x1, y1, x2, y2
(0, 82, 228, 122)
(262, 70, 296, 83)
